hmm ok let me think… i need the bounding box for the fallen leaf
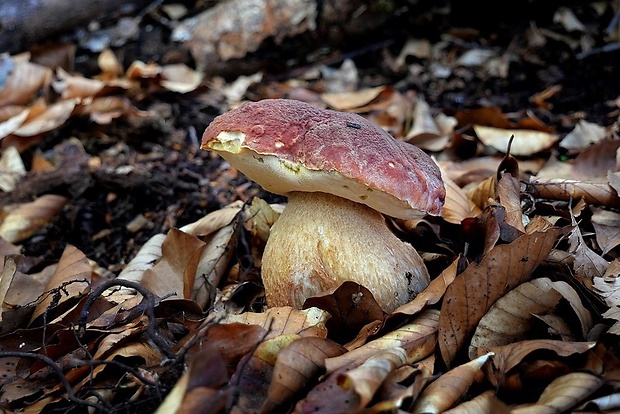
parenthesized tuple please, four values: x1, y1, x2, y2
(0, 145, 26, 192)
(0, 194, 68, 243)
(559, 119, 607, 150)
(261, 336, 346, 413)
(439, 228, 563, 367)
(412, 352, 494, 413)
(511, 372, 603, 414)
(325, 309, 439, 373)
(474, 124, 559, 155)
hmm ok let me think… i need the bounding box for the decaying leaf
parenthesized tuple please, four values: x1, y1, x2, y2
(29, 244, 91, 324)
(511, 372, 603, 413)
(262, 336, 346, 413)
(473, 124, 559, 155)
(325, 309, 439, 373)
(0, 194, 68, 243)
(439, 228, 563, 367)
(412, 352, 494, 413)
(0, 146, 26, 192)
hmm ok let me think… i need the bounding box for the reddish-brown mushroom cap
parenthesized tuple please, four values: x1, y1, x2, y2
(201, 98, 445, 220)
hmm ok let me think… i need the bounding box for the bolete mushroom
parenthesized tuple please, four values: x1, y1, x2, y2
(201, 99, 445, 312)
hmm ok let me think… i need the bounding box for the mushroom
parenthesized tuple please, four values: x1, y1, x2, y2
(201, 99, 445, 312)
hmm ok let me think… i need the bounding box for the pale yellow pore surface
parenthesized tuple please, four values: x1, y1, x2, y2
(262, 191, 430, 312)
(208, 131, 428, 220)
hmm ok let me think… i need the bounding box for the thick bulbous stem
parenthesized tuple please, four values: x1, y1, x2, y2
(261, 191, 430, 312)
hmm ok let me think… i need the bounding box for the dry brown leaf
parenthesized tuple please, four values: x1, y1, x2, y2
(483, 339, 596, 381)
(469, 278, 563, 358)
(0, 193, 68, 243)
(141, 228, 206, 300)
(474, 125, 559, 155)
(497, 172, 525, 232)
(467, 174, 497, 211)
(192, 220, 239, 308)
(13, 98, 78, 136)
(261, 336, 346, 413)
(29, 244, 91, 324)
(405, 98, 456, 151)
(320, 87, 387, 111)
(570, 139, 620, 179)
(591, 207, 620, 255)
(559, 119, 608, 150)
(338, 347, 408, 410)
(117, 233, 166, 284)
(0, 107, 30, 139)
(220, 306, 330, 341)
(602, 306, 620, 335)
(594, 262, 620, 308)
(440, 168, 482, 224)
(439, 228, 563, 367)
(246, 197, 280, 243)
(97, 48, 124, 79)
(511, 372, 603, 414)
(527, 177, 620, 208)
(294, 364, 360, 413)
(325, 309, 439, 373)
(444, 390, 510, 414)
(393, 255, 461, 316)
(412, 352, 494, 413)
(161, 63, 204, 93)
(52, 67, 106, 99)
(0, 145, 26, 192)
(567, 223, 609, 279)
(230, 333, 302, 412)
(180, 200, 244, 236)
(0, 56, 52, 107)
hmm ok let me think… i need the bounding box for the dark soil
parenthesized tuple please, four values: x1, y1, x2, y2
(11, 0, 620, 272)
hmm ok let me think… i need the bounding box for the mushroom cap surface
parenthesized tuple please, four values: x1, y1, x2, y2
(201, 98, 445, 219)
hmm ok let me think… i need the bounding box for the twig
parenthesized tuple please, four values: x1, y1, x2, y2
(0, 351, 112, 413)
(77, 279, 176, 359)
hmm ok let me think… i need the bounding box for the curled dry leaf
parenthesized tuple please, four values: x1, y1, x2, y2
(0, 55, 52, 107)
(570, 138, 620, 180)
(412, 352, 494, 414)
(497, 172, 525, 232)
(511, 372, 603, 414)
(338, 347, 408, 410)
(439, 168, 481, 224)
(320, 86, 386, 111)
(568, 223, 609, 279)
(469, 277, 592, 358)
(0, 193, 68, 243)
(230, 333, 302, 412)
(591, 207, 620, 255)
(180, 200, 244, 236)
(303, 281, 385, 344)
(117, 233, 166, 284)
(29, 244, 91, 324)
(219, 306, 330, 341)
(444, 390, 510, 414)
(0, 145, 26, 192)
(140, 228, 206, 300)
(13, 98, 79, 137)
(526, 177, 620, 208)
(559, 119, 608, 150)
(473, 124, 559, 156)
(439, 228, 563, 367)
(405, 98, 456, 152)
(483, 339, 596, 386)
(192, 222, 239, 309)
(0, 108, 30, 139)
(261, 336, 347, 413)
(161, 63, 204, 93)
(325, 309, 439, 373)
(393, 255, 461, 316)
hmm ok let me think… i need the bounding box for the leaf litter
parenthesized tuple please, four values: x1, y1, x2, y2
(1, 1, 620, 413)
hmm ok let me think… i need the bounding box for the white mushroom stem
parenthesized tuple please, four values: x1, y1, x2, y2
(261, 191, 430, 312)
